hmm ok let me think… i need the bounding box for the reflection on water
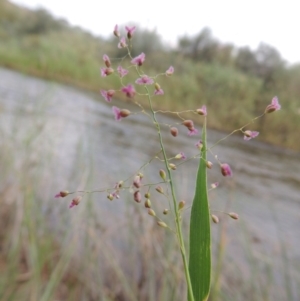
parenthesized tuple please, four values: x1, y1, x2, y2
(0, 68, 299, 299)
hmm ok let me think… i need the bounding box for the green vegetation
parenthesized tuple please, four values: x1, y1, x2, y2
(0, 1, 299, 297)
(189, 120, 211, 301)
(1, 0, 299, 151)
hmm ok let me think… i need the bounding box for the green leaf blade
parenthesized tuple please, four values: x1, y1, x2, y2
(188, 121, 211, 301)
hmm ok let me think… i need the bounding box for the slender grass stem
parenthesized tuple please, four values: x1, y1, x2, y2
(144, 85, 195, 301)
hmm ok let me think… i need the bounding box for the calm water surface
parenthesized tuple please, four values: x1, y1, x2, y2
(0, 68, 299, 298)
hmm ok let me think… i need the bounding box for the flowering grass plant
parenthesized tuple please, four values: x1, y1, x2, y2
(55, 25, 281, 301)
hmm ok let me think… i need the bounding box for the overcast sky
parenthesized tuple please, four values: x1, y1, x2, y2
(11, 0, 300, 64)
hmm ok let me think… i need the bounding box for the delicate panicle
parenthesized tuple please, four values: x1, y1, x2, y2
(57, 24, 288, 301)
(65, 24, 265, 301)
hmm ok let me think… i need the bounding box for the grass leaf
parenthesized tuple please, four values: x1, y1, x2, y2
(188, 120, 211, 301)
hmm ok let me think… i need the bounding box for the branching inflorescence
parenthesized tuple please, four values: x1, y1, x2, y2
(54, 24, 281, 300)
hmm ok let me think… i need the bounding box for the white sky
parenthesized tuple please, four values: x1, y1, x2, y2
(11, 0, 300, 64)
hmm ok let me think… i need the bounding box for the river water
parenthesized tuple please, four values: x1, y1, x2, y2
(0, 67, 299, 300)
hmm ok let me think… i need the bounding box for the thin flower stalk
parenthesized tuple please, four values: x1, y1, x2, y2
(144, 84, 195, 301)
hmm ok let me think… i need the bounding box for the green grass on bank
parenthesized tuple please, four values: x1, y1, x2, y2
(0, 0, 300, 152)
